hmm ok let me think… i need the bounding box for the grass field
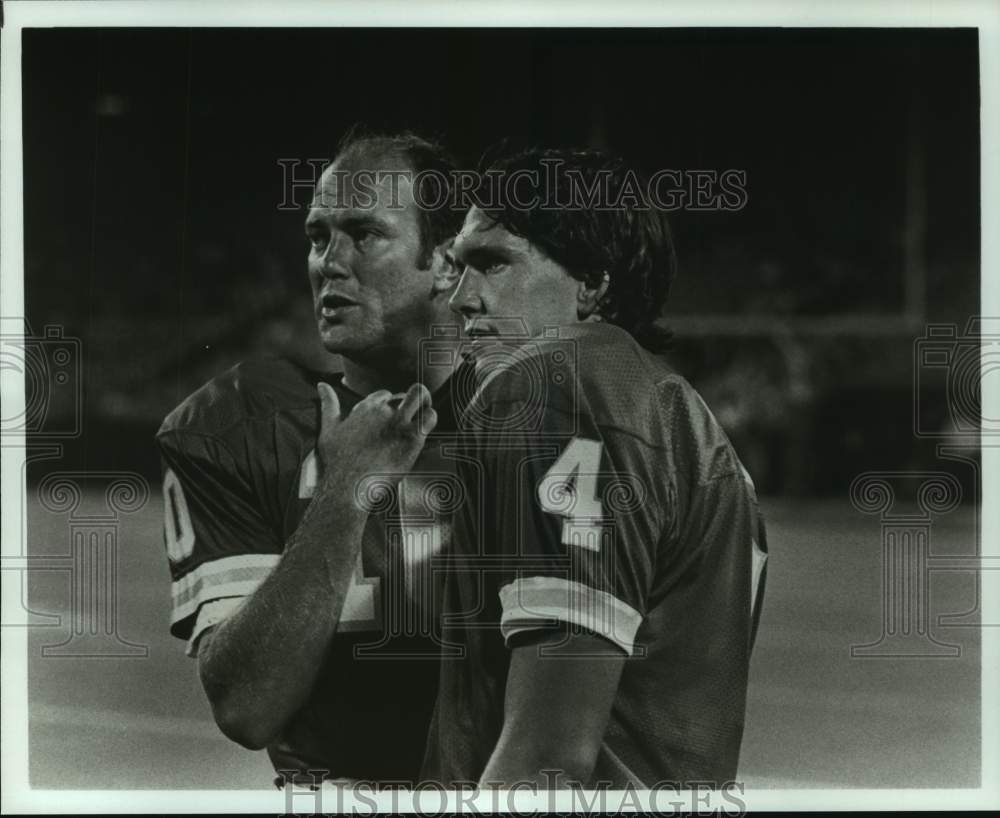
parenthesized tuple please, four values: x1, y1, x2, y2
(22, 490, 980, 790)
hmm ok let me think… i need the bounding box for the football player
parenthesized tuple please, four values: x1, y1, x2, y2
(422, 149, 768, 788)
(156, 133, 467, 784)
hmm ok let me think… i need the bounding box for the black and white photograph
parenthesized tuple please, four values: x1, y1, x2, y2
(1, 0, 997, 813)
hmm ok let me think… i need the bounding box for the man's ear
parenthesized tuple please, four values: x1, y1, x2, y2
(577, 272, 610, 320)
(430, 237, 462, 295)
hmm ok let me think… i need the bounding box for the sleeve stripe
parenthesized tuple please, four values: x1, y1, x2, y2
(498, 576, 643, 656)
(170, 554, 280, 624)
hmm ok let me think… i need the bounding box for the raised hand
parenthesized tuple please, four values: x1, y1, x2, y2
(315, 382, 437, 491)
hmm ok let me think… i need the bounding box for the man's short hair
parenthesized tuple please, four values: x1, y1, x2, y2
(480, 148, 677, 352)
(334, 129, 464, 269)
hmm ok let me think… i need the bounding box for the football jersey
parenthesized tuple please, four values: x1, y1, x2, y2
(156, 356, 466, 782)
(422, 322, 768, 787)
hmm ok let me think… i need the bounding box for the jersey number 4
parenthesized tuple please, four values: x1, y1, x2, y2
(537, 437, 605, 551)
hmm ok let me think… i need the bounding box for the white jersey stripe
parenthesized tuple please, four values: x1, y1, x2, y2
(170, 554, 280, 623)
(498, 575, 643, 656)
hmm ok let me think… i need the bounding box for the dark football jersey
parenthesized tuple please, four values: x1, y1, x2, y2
(156, 356, 465, 782)
(423, 322, 768, 788)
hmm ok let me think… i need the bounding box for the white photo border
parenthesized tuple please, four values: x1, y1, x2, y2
(2, 0, 998, 813)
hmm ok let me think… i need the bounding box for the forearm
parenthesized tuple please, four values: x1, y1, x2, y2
(480, 726, 597, 788)
(479, 631, 625, 788)
(198, 472, 367, 749)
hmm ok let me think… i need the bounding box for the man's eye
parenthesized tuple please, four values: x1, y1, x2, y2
(353, 229, 380, 248)
(482, 262, 507, 275)
(309, 234, 327, 251)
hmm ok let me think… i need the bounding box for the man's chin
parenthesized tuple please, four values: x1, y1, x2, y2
(318, 323, 360, 355)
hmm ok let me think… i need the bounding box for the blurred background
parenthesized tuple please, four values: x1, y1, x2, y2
(18, 27, 982, 790)
(22, 27, 980, 493)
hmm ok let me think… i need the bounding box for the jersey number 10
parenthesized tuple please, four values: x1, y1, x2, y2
(163, 468, 195, 563)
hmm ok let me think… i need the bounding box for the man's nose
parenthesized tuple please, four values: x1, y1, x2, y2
(318, 234, 351, 279)
(449, 269, 483, 318)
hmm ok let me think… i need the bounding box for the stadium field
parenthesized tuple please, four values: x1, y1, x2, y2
(23, 489, 979, 790)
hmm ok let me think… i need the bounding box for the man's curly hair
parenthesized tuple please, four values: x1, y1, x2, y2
(479, 148, 677, 352)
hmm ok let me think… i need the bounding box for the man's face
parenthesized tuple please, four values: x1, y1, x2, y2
(448, 206, 579, 340)
(305, 154, 435, 360)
